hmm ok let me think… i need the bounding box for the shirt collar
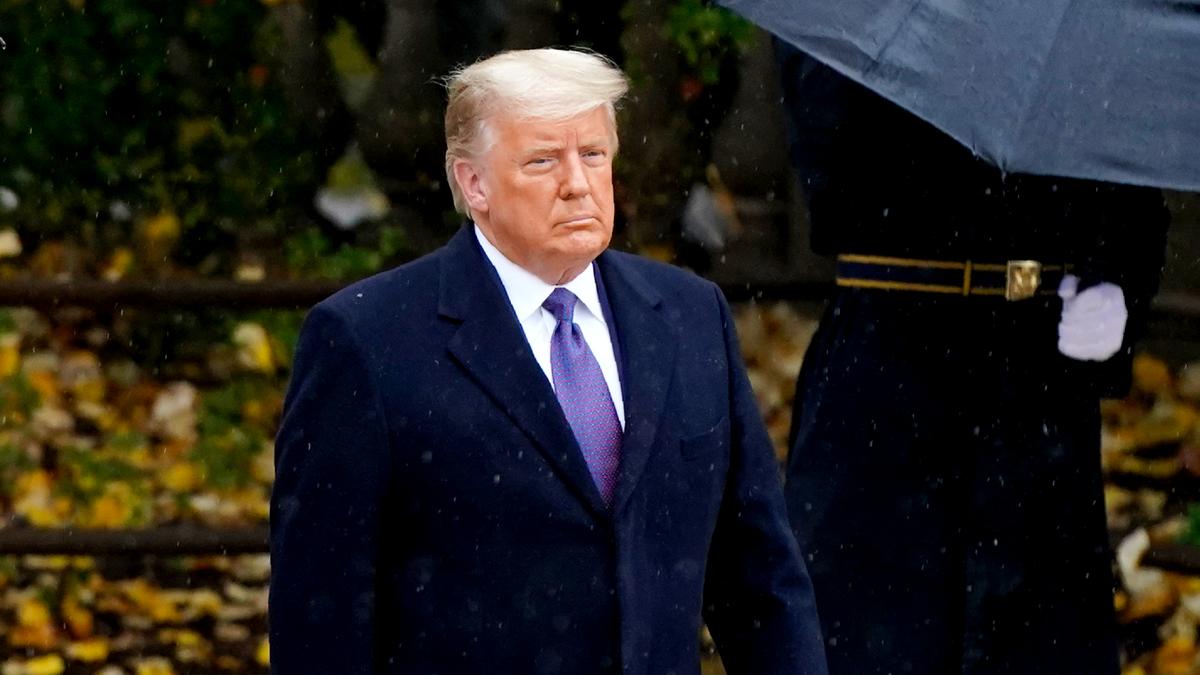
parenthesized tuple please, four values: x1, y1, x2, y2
(474, 225, 606, 325)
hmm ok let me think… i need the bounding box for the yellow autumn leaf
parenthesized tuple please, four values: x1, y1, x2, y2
(1154, 634, 1197, 675)
(181, 588, 222, 619)
(0, 333, 20, 377)
(102, 246, 134, 282)
(0, 227, 23, 257)
(160, 462, 201, 492)
(62, 595, 94, 639)
(52, 496, 72, 521)
(76, 401, 117, 432)
(63, 351, 105, 403)
(641, 243, 674, 263)
(148, 598, 182, 624)
(23, 655, 65, 675)
(9, 597, 57, 649)
(1133, 354, 1173, 395)
(232, 322, 274, 373)
(256, 637, 270, 666)
(14, 470, 51, 496)
(140, 211, 180, 246)
(21, 503, 67, 528)
(17, 598, 51, 628)
(73, 379, 107, 404)
(13, 471, 68, 528)
(87, 490, 131, 528)
(134, 657, 176, 675)
(8, 623, 57, 651)
(231, 487, 270, 520)
(66, 638, 109, 663)
(123, 579, 181, 623)
(1177, 577, 1200, 596)
(1113, 590, 1128, 612)
(251, 446, 275, 484)
(24, 556, 70, 571)
(25, 370, 58, 404)
(241, 398, 264, 423)
(323, 18, 377, 78)
(157, 628, 203, 647)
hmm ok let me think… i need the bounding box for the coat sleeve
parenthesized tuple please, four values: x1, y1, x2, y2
(1069, 183, 1171, 397)
(701, 285, 829, 675)
(269, 302, 392, 674)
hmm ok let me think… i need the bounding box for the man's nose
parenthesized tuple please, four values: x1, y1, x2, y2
(559, 152, 591, 200)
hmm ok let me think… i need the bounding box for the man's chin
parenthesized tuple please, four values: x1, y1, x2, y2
(544, 238, 609, 276)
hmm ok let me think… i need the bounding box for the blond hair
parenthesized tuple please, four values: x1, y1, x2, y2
(443, 48, 629, 213)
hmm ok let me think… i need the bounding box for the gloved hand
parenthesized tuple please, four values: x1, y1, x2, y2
(1057, 274, 1128, 361)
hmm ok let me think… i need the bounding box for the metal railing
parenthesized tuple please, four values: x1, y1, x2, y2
(0, 525, 269, 556)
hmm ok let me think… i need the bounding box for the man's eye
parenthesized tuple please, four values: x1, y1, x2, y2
(527, 157, 553, 167)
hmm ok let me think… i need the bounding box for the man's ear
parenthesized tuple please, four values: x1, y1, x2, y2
(453, 158, 489, 214)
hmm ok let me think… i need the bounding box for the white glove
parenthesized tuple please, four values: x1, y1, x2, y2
(1057, 274, 1128, 361)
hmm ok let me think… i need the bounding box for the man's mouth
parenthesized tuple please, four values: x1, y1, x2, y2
(560, 216, 597, 226)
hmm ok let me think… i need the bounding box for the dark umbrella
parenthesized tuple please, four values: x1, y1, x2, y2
(719, 0, 1200, 191)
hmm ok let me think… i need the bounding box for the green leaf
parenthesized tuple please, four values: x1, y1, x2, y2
(1183, 503, 1200, 548)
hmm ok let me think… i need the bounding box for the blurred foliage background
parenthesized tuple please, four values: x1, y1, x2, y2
(0, 1, 1197, 674)
(0, 0, 316, 277)
(0, 0, 756, 284)
(0, 1, 760, 672)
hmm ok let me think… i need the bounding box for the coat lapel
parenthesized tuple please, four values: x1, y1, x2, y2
(597, 252, 678, 517)
(438, 227, 610, 519)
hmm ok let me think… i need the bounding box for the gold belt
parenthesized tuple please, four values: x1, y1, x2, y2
(835, 254, 1070, 301)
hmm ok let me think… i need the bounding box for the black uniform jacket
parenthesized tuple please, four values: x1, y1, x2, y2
(776, 43, 1170, 396)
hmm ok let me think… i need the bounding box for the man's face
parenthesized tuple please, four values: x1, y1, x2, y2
(460, 107, 616, 285)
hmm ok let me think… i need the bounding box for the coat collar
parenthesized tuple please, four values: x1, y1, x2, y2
(438, 225, 677, 520)
(594, 250, 676, 518)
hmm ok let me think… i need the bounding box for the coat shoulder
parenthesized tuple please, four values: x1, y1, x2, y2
(603, 249, 719, 303)
(312, 249, 444, 314)
(310, 248, 444, 325)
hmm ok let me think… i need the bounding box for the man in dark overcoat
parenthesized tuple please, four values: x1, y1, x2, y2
(269, 47, 829, 675)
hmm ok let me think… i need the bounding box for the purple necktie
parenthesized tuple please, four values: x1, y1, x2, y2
(543, 288, 622, 505)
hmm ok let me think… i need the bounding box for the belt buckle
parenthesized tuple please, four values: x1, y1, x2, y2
(1005, 260, 1042, 301)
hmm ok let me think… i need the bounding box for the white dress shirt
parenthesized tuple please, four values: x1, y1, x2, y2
(475, 226, 626, 428)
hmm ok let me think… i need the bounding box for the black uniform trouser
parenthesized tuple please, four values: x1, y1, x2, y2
(786, 288, 1118, 675)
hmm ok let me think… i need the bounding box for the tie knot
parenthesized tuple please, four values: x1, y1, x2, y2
(543, 287, 578, 324)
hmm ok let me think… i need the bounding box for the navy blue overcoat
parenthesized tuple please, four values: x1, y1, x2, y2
(269, 226, 827, 675)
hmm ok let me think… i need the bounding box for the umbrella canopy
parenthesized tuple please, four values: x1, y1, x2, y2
(720, 0, 1200, 191)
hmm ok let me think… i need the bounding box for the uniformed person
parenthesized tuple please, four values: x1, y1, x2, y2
(776, 42, 1170, 675)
